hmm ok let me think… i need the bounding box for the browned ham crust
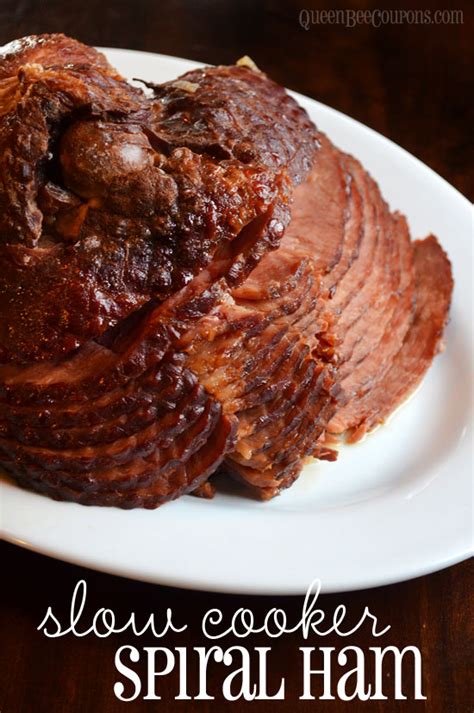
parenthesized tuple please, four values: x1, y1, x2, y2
(0, 35, 453, 507)
(0, 34, 317, 363)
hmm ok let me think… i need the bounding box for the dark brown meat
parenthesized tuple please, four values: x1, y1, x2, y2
(0, 33, 115, 80)
(0, 35, 454, 509)
(1, 398, 236, 508)
(148, 61, 317, 185)
(0, 34, 318, 364)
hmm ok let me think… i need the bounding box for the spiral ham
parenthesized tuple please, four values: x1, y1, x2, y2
(0, 35, 453, 507)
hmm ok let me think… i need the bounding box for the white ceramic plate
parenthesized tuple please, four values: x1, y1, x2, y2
(1, 49, 472, 594)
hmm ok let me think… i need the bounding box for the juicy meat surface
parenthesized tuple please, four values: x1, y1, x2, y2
(0, 35, 453, 508)
(0, 34, 318, 363)
(341, 236, 453, 442)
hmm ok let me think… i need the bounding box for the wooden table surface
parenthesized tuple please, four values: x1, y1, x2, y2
(0, 1, 472, 711)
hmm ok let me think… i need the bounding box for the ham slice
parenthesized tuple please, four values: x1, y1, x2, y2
(340, 236, 453, 442)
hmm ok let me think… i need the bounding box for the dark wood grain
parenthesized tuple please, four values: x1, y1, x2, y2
(0, 543, 473, 712)
(0, 1, 472, 711)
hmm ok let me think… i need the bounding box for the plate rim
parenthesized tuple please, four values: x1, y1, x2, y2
(2, 527, 471, 595)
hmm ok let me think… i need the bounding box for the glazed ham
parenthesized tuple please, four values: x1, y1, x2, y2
(0, 35, 453, 507)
